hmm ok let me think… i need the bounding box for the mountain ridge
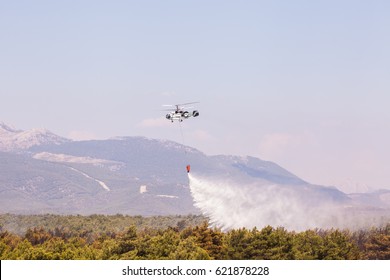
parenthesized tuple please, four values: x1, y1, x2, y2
(0, 122, 389, 219)
(0, 122, 69, 152)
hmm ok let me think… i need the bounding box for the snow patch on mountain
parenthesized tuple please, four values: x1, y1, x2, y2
(0, 122, 69, 152)
(68, 166, 110, 191)
(156, 195, 179, 199)
(33, 152, 124, 167)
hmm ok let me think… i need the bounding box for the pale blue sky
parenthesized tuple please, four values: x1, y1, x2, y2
(1, 1, 389, 191)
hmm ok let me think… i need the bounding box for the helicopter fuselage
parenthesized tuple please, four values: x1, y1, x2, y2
(166, 110, 199, 122)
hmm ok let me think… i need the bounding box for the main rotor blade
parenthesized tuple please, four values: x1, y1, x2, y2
(177, 102, 199, 106)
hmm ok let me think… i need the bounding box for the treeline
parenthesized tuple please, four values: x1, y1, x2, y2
(0, 214, 206, 236)
(0, 214, 389, 260)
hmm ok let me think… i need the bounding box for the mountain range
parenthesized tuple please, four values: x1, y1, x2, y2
(0, 122, 389, 217)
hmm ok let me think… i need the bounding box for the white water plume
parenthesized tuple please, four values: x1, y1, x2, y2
(188, 174, 389, 231)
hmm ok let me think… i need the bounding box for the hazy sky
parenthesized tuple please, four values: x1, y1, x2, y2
(1, 1, 389, 192)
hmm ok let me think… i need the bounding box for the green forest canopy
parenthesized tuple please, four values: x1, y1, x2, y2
(0, 214, 389, 260)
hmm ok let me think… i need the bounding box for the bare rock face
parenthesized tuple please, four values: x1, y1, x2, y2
(0, 122, 69, 152)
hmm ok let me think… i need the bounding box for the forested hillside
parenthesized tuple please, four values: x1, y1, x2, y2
(0, 214, 389, 260)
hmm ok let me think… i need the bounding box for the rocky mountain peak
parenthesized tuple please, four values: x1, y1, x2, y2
(0, 122, 70, 152)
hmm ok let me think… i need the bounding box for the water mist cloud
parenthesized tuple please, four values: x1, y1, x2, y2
(188, 174, 389, 231)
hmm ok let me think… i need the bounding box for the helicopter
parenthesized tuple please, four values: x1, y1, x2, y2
(164, 102, 200, 122)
